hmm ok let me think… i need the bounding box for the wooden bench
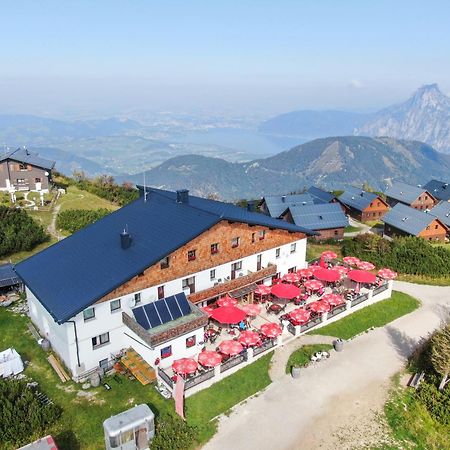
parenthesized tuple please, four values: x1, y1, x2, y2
(408, 371, 425, 389)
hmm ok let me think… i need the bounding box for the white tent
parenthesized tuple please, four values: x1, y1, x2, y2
(0, 348, 24, 378)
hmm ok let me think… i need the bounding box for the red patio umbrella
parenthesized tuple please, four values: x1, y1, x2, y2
(377, 268, 398, 280)
(332, 265, 349, 276)
(321, 250, 337, 260)
(347, 270, 377, 284)
(356, 261, 376, 271)
(282, 272, 300, 283)
(241, 303, 262, 317)
(271, 283, 301, 300)
(201, 305, 215, 317)
(321, 293, 345, 307)
(297, 268, 314, 278)
(314, 268, 341, 283)
(304, 279, 324, 291)
(172, 358, 198, 375)
(198, 350, 222, 368)
(217, 295, 238, 307)
(289, 308, 311, 324)
(259, 322, 282, 338)
(210, 305, 246, 324)
(219, 340, 244, 356)
(308, 301, 331, 314)
(308, 264, 322, 272)
(343, 256, 360, 266)
(238, 330, 261, 347)
(254, 285, 271, 296)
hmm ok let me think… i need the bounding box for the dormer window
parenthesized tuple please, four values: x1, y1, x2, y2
(188, 250, 196, 261)
(160, 256, 169, 269)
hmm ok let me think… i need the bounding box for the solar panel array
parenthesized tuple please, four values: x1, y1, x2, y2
(132, 292, 192, 330)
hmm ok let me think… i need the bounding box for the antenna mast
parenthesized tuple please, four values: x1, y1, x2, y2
(143, 171, 148, 203)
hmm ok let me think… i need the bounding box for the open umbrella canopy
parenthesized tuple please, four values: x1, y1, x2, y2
(322, 293, 345, 307)
(304, 279, 324, 291)
(201, 305, 216, 317)
(297, 268, 314, 278)
(282, 272, 300, 283)
(211, 305, 246, 324)
(321, 250, 337, 260)
(289, 308, 311, 324)
(332, 265, 349, 276)
(308, 301, 331, 314)
(198, 350, 222, 367)
(217, 295, 238, 307)
(357, 261, 376, 271)
(377, 268, 398, 280)
(254, 284, 271, 296)
(219, 340, 244, 356)
(172, 358, 198, 375)
(259, 322, 282, 338)
(314, 268, 341, 283)
(271, 283, 301, 299)
(238, 330, 261, 347)
(241, 303, 261, 316)
(308, 264, 322, 272)
(348, 269, 377, 284)
(343, 256, 360, 266)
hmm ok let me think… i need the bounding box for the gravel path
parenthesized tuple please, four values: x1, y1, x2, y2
(203, 282, 450, 450)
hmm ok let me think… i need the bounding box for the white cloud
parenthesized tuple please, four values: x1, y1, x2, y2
(349, 79, 364, 89)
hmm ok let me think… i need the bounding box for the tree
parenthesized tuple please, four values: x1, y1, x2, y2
(430, 322, 450, 391)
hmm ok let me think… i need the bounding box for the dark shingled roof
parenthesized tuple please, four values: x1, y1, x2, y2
(429, 202, 450, 227)
(382, 203, 447, 236)
(384, 181, 434, 205)
(15, 188, 315, 324)
(0, 148, 55, 171)
(339, 187, 381, 212)
(286, 203, 348, 231)
(307, 186, 337, 204)
(261, 193, 314, 217)
(423, 179, 450, 202)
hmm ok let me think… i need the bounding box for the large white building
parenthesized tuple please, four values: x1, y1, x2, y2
(16, 188, 314, 379)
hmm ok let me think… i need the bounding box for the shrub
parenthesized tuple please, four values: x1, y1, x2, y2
(151, 414, 197, 450)
(0, 206, 48, 257)
(342, 234, 450, 277)
(0, 379, 61, 447)
(56, 208, 111, 233)
(416, 376, 450, 425)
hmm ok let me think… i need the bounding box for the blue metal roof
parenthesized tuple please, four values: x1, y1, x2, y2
(132, 292, 191, 330)
(382, 203, 441, 236)
(15, 188, 314, 324)
(261, 193, 314, 217)
(0, 148, 55, 171)
(423, 179, 450, 202)
(286, 203, 348, 231)
(429, 202, 450, 227)
(384, 182, 432, 205)
(307, 186, 337, 204)
(339, 187, 380, 212)
(0, 263, 22, 289)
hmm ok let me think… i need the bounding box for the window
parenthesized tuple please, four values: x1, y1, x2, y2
(275, 248, 281, 258)
(99, 358, 109, 370)
(35, 177, 41, 183)
(210, 269, 216, 280)
(110, 299, 121, 312)
(426, 225, 430, 230)
(182, 276, 195, 294)
(160, 256, 169, 269)
(187, 250, 196, 261)
(251, 233, 256, 243)
(258, 230, 265, 240)
(157, 285, 165, 299)
(211, 243, 219, 254)
(334, 229, 339, 235)
(377, 202, 380, 206)
(435, 224, 439, 230)
(16, 178, 26, 184)
(288, 267, 296, 273)
(134, 292, 141, 304)
(186, 336, 196, 348)
(160, 345, 172, 359)
(92, 332, 110, 349)
(232, 261, 242, 271)
(419, 196, 422, 201)
(231, 237, 240, 248)
(83, 307, 95, 321)
(19, 163, 27, 171)
(290, 243, 296, 253)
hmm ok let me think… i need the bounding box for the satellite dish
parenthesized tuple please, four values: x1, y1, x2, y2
(44, 171, 49, 176)
(128, 298, 136, 308)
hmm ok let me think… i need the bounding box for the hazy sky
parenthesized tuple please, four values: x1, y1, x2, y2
(1, 0, 450, 116)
